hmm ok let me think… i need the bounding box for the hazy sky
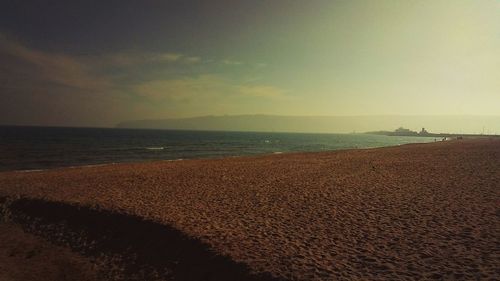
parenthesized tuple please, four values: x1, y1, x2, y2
(1, 0, 499, 127)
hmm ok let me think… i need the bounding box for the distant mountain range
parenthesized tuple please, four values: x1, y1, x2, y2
(116, 114, 500, 135)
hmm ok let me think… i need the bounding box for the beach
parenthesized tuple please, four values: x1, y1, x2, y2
(1, 138, 499, 280)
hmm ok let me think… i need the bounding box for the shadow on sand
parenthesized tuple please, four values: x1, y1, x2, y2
(2, 197, 285, 281)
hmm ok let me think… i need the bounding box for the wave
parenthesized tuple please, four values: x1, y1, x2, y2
(16, 169, 45, 173)
(145, 147, 164, 150)
(162, 158, 184, 162)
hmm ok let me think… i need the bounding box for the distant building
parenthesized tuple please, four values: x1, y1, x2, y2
(395, 127, 413, 134)
(419, 128, 429, 135)
(389, 127, 420, 136)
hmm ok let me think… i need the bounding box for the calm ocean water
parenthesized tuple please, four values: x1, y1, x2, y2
(0, 126, 435, 172)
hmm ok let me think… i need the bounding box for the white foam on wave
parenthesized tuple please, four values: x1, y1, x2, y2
(13, 163, 117, 173)
(68, 163, 114, 169)
(16, 169, 45, 173)
(145, 147, 165, 150)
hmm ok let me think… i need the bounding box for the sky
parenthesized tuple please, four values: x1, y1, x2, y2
(0, 0, 499, 127)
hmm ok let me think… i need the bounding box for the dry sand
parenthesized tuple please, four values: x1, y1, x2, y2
(0, 223, 102, 281)
(0, 138, 499, 280)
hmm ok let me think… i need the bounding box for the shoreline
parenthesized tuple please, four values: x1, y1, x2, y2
(3, 139, 436, 174)
(1, 138, 499, 280)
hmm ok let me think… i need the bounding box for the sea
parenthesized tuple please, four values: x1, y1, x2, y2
(0, 126, 435, 172)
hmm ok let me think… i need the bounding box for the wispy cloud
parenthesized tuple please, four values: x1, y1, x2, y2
(158, 53, 183, 62)
(0, 36, 129, 126)
(99, 52, 202, 66)
(221, 60, 268, 69)
(222, 59, 243, 66)
(0, 35, 280, 125)
(184, 56, 201, 64)
(0, 35, 209, 92)
(0, 36, 110, 91)
(237, 85, 287, 99)
(135, 75, 289, 103)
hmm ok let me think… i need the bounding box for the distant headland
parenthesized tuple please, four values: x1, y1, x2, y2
(116, 114, 500, 135)
(367, 127, 499, 138)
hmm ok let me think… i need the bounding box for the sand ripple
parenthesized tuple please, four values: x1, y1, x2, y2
(1, 139, 499, 280)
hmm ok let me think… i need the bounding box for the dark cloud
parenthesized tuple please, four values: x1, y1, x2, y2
(0, 35, 284, 126)
(0, 36, 130, 126)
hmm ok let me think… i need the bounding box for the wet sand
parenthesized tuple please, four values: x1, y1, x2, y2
(1, 138, 499, 280)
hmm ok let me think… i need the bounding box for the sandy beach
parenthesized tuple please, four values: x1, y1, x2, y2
(1, 139, 499, 280)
